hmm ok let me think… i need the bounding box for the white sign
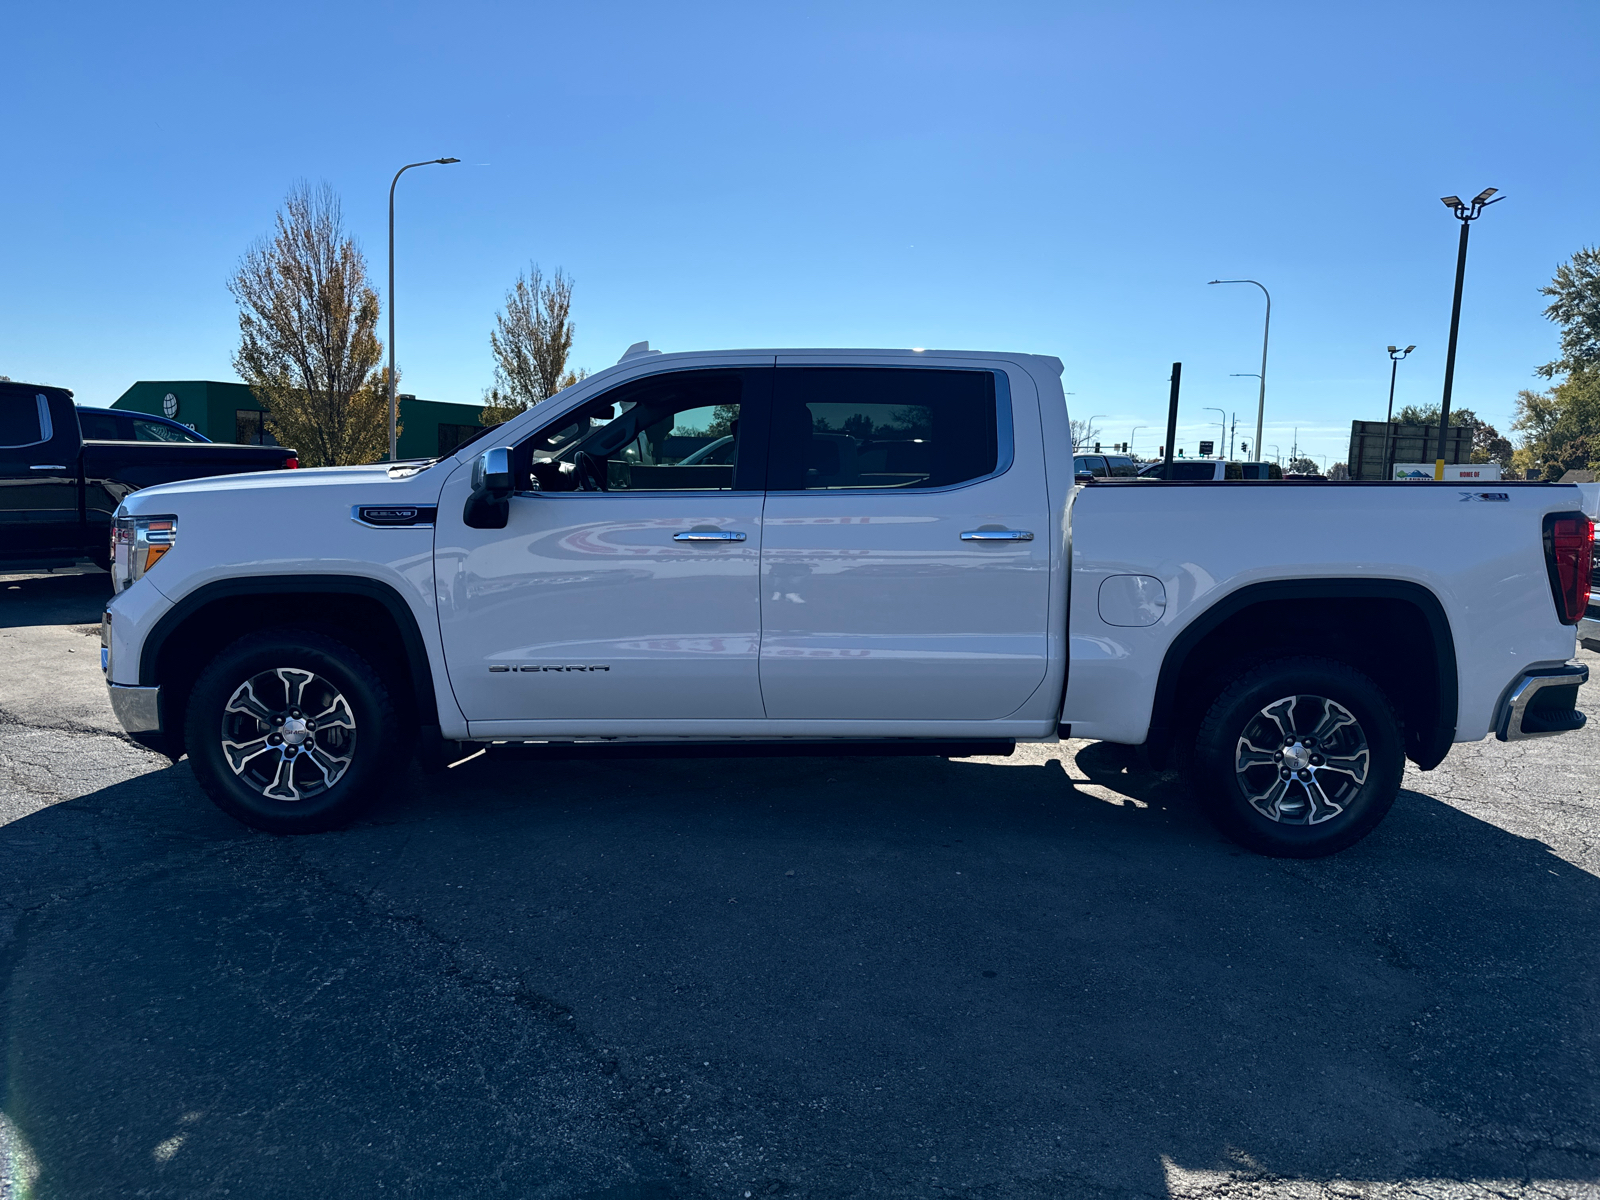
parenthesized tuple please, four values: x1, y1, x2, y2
(162, 393, 179, 418)
(1392, 463, 1502, 481)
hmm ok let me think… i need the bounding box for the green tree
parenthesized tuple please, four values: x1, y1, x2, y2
(1515, 369, 1600, 480)
(1515, 247, 1600, 477)
(228, 183, 391, 466)
(1538, 245, 1600, 379)
(480, 266, 585, 424)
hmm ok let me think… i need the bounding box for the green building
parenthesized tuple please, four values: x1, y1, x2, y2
(109, 381, 486, 459)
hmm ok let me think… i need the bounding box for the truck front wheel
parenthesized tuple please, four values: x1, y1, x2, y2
(1190, 656, 1404, 858)
(184, 628, 398, 833)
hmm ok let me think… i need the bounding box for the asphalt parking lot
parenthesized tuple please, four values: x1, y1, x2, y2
(2, 568, 1597, 1200)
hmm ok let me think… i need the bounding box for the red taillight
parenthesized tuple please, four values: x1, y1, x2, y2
(1545, 512, 1594, 625)
(284, 455, 298, 469)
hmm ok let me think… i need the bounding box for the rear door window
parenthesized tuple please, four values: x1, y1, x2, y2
(1106, 456, 1136, 478)
(0, 392, 50, 448)
(769, 368, 999, 491)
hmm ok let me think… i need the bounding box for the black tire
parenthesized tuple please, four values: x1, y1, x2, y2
(185, 628, 398, 833)
(1189, 656, 1404, 858)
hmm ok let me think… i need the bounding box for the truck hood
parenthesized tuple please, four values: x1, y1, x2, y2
(119, 462, 444, 513)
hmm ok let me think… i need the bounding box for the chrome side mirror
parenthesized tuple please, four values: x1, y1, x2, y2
(464, 446, 514, 529)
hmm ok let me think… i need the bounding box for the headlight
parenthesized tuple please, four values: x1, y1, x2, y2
(112, 511, 178, 592)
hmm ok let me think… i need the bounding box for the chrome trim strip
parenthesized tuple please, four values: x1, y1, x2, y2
(1494, 661, 1589, 741)
(107, 684, 162, 734)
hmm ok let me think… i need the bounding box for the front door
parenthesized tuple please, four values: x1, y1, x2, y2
(758, 361, 1052, 721)
(436, 365, 773, 726)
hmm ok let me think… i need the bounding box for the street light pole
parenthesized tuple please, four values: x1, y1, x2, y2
(1130, 425, 1147, 458)
(1203, 407, 1226, 458)
(388, 157, 460, 462)
(1077, 414, 1108, 451)
(1434, 188, 1502, 480)
(1209, 279, 1271, 463)
(1383, 344, 1416, 480)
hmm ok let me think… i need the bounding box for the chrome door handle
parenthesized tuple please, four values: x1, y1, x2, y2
(673, 530, 747, 542)
(960, 529, 1033, 541)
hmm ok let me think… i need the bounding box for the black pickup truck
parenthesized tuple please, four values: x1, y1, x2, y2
(1, 381, 297, 570)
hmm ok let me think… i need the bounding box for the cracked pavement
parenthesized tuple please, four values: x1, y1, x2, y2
(1, 569, 1597, 1199)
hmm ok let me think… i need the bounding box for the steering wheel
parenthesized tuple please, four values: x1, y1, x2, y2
(574, 451, 608, 492)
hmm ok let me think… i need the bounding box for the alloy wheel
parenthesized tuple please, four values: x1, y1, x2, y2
(1234, 694, 1370, 825)
(220, 667, 357, 802)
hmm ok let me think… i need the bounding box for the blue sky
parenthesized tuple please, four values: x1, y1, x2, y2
(4, 0, 1597, 465)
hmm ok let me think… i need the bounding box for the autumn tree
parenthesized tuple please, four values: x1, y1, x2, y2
(229, 183, 391, 466)
(480, 266, 585, 424)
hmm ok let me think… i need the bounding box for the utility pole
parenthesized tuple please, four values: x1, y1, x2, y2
(1434, 188, 1503, 479)
(1162, 364, 1182, 480)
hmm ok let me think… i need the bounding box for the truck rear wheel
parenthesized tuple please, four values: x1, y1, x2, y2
(1190, 656, 1404, 858)
(184, 628, 398, 833)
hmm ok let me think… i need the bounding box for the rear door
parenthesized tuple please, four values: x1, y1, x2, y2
(0, 385, 81, 557)
(758, 360, 1051, 720)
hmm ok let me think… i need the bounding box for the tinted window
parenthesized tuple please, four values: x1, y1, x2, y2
(133, 417, 204, 443)
(78, 410, 123, 440)
(1140, 461, 1219, 480)
(236, 410, 279, 446)
(437, 423, 482, 457)
(0, 392, 48, 448)
(520, 368, 765, 492)
(769, 368, 998, 491)
(1106, 456, 1137, 478)
(1224, 461, 1244, 480)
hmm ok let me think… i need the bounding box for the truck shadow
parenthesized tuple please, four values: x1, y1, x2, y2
(1, 743, 1595, 1197)
(0, 569, 111, 629)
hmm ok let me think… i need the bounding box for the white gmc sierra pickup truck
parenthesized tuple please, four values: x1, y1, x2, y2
(100, 347, 1594, 856)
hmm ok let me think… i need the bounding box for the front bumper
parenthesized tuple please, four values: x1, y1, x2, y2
(107, 684, 161, 734)
(1494, 662, 1589, 741)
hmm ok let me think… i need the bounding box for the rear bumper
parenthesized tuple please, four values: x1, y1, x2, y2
(1494, 662, 1589, 741)
(108, 683, 161, 734)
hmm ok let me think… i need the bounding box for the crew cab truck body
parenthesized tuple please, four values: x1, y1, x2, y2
(0, 382, 297, 570)
(101, 348, 1593, 856)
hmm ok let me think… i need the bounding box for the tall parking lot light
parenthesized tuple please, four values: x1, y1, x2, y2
(1209, 279, 1271, 469)
(1383, 345, 1416, 479)
(1434, 188, 1502, 480)
(388, 157, 460, 462)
